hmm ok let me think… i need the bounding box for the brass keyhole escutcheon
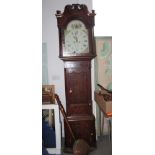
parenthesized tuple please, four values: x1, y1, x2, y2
(69, 88, 72, 94)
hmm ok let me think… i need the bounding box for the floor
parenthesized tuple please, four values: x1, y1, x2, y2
(52, 135, 112, 155)
(89, 136, 112, 155)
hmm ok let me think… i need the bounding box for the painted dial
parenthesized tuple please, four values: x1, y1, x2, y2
(64, 20, 89, 54)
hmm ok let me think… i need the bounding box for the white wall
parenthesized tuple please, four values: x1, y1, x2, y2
(42, 0, 93, 137)
(92, 0, 112, 136)
(92, 0, 112, 36)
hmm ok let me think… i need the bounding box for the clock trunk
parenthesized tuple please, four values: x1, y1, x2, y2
(64, 61, 96, 148)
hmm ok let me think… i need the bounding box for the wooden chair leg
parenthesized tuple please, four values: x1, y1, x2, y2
(101, 114, 104, 136)
(109, 119, 112, 142)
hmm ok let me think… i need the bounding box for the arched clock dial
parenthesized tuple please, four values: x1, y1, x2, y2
(64, 20, 89, 54)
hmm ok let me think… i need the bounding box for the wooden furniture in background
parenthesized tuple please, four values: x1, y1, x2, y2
(94, 84, 112, 141)
(42, 85, 55, 104)
(42, 85, 55, 131)
(42, 85, 61, 154)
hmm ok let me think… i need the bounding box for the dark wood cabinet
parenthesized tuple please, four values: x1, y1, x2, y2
(55, 4, 96, 148)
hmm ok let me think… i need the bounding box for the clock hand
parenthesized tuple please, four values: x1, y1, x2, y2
(75, 36, 78, 42)
(74, 31, 79, 43)
(73, 35, 78, 43)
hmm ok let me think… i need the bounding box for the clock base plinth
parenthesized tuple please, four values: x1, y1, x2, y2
(64, 115, 96, 148)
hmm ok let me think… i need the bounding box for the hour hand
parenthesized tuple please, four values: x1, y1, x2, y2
(73, 35, 78, 42)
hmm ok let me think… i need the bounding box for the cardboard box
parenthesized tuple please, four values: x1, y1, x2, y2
(94, 90, 112, 114)
(42, 85, 55, 104)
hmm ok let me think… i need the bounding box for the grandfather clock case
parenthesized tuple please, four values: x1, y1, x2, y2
(56, 4, 96, 148)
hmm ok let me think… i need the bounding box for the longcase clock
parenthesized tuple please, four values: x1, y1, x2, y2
(55, 4, 96, 148)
